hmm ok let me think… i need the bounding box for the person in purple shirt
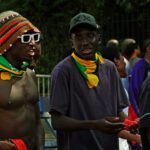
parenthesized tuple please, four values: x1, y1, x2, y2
(129, 39, 150, 121)
(128, 39, 150, 150)
(139, 75, 150, 150)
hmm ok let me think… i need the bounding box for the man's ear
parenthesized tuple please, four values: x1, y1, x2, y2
(70, 38, 74, 48)
(70, 34, 75, 48)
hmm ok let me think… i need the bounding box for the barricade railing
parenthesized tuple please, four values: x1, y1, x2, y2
(36, 74, 51, 97)
(36, 74, 57, 148)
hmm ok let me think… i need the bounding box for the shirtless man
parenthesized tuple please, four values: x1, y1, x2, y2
(0, 10, 44, 150)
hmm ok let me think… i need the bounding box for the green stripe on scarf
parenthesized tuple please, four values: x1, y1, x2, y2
(74, 61, 88, 80)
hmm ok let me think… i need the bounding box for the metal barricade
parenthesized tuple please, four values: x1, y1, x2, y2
(36, 74, 57, 148)
(36, 74, 51, 97)
(36, 74, 51, 112)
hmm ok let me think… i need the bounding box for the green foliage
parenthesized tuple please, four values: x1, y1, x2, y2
(0, 0, 149, 74)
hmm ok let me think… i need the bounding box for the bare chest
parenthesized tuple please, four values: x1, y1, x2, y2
(0, 71, 38, 108)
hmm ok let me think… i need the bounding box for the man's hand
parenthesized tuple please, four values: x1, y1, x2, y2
(0, 140, 17, 150)
(124, 118, 139, 134)
(96, 117, 124, 134)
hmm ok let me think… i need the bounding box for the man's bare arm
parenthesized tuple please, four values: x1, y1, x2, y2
(50, 111, 124, 134)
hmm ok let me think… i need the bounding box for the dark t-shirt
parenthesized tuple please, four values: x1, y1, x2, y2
(50, 56, 129, 150)
(139, 76, 150, 150)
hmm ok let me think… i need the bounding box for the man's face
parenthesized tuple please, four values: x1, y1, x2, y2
(114, 55, 127, 78)
(71, 26, 100, 60)
(4, 31, 42, 69)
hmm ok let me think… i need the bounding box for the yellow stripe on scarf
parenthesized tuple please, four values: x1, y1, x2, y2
(86, 74, 99, 88)
(0, 64, 24, 75)
(71, 52, 104, 88)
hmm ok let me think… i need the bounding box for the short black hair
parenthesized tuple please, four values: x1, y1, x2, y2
(142, 39, 150, 57)
(121, 38, 138, 59)
(101, 46, 120, 62)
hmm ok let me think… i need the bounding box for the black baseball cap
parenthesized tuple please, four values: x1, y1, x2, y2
(69, 12, 99, 33)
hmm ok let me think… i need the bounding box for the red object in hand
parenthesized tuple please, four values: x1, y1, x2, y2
(11, 139, 27, 150)
(124, 118, 138, 132)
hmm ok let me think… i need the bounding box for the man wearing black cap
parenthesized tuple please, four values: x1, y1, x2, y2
(49, 12, 129, 150)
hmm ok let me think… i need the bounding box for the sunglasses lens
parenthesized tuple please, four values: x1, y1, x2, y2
(33, 33, 40, 42)
(22, 35, 30, 43)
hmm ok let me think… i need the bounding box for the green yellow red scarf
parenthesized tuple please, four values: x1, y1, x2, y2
(0, 55, 28, 80)
(71, 51, 104, 88)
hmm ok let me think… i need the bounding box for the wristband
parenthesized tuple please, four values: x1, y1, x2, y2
(11, 139, 27, 150)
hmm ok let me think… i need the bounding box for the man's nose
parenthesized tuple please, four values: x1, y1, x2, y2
(81, 37, 89, 45)
(29, 38, 36, 45)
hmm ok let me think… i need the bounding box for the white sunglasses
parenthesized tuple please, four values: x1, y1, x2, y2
(18, 33, 41, 43)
